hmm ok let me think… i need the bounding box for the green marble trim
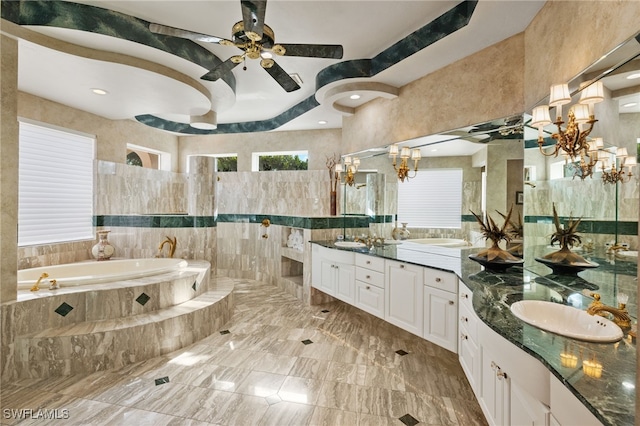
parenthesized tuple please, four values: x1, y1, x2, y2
(524, 216, 637, 236)
(1, 0, 236, 91)
(94, 215, 216, 228)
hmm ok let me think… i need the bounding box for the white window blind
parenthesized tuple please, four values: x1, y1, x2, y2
(397, 169, 462, 228)
(18, 121, 95, 246)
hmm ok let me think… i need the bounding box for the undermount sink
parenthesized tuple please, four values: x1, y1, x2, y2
(334, 241, 366, 248)
(510, 300, 623, 343)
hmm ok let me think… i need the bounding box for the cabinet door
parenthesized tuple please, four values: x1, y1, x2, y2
(335, 262, 355, 304)
(356, 281, 385, 319)
(480, 346, 510, 426)
(511, 381, 549, 426)
(423, 286, 457, 353)
(385, 260, 423, 336)
(318, 258, 336, 295)
(458, 330, 479, 395)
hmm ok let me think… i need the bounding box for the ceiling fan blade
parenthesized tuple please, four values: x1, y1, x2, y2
(149, 23, 229, 44)
(241, 0, 267, 41)
(262, 60, 300, 92)
(201, 57, 241, 81)
(278, 43, 343, 59)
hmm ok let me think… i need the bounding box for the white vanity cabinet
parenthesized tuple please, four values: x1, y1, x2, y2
(549, 374, 601, 426)
(311, 245, 355, 302)
(385, 259, 424, 336)
(477, 312, 551, 426)
(423, 269, 458, 353)
(354, 253, 386, 319)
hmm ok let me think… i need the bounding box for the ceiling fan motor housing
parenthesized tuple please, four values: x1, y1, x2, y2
(231, 21, 275, 50)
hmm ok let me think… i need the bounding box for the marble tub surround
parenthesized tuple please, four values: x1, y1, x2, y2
(1, 261, 235, 381)
(0, 278, 486, 426)
(310, 241, 636, 425)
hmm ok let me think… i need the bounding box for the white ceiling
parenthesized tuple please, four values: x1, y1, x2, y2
(12, 0, 549, 135)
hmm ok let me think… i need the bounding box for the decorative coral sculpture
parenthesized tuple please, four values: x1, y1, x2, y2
(497, 207, 523, 256)
(470, 206, 521, 262)
(543, 203, 589, 265)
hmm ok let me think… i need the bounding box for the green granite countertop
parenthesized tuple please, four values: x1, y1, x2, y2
(310, 240, 637, 426)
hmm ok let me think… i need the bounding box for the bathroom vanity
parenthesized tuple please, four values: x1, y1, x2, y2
(310, 240, 636, 426)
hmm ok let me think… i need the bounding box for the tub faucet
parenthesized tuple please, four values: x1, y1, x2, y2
(157, 236, 177, 258)
(30, 272, 49, 292)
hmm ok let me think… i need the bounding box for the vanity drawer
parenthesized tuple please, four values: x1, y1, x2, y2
(459, 283, 474, 311)
(355, 253, 385, 273)
(424, 268, 457, 293)
(355, 267, 385, 289)
(458, 298, 478, 342)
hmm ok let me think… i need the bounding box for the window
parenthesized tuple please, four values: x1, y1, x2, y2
(397, 169, 462, 228)
(126, 143, 170, 170)
(18, 120, 95, 246)
(251, 150, 308, 171)
(185, 154, 237, 173)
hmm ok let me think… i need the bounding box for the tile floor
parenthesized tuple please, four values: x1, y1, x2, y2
(1, 278, 487, 425)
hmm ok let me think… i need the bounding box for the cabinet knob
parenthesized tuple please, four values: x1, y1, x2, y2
(366, 260, 371, 264)
(460, 333, 468, 340)
(497, 370, 508, 380)
(448, 300, 454, 305)
(461, 293, 469, 299)
(400, 264, 405, 269)
(366, 285, 370, 290)
(366, 275, 371, 279)
(460, 316, 468, 322)
(435, 277, 442, 282)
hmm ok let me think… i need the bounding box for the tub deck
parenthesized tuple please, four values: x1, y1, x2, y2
(1, 261, 234, 381)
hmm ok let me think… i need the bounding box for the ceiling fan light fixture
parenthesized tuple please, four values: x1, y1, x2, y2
(190, 110, 217, 130)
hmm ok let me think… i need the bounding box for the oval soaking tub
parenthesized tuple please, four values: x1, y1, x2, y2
(407, 238, 470, 247)
(17, 258, 188, 289)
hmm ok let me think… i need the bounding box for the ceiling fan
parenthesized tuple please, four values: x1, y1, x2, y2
(149, 0, 344, 92)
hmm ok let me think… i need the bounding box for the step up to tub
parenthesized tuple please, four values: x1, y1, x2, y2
(1, 262, 235, 380)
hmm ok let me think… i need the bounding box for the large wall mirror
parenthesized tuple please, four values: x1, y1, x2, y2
(339, 114, 525, 245)
(523, 31, 639, 317)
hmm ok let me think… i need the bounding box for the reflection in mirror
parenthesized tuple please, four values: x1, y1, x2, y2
(523, 31, 639, 319)
(341, 115, 525, 247)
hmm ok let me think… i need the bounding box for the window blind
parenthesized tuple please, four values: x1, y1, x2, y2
(18, 121, 95, 246)
(397, 169, 462, 229)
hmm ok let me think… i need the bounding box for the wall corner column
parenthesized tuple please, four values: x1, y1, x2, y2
(0, 34, 19, 303)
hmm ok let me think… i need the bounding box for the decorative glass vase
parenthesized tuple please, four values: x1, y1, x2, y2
(92, 230, 115, 261)
(391, 221, 410, 240)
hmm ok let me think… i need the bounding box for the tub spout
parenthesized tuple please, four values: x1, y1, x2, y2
(157, 236, 177, 258)
(30, 272, 49, 292)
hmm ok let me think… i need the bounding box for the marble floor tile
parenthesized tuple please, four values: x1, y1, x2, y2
(3, 277, 487, 426)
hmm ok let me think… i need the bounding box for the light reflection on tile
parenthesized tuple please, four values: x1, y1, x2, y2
(3, 277, 486, 426)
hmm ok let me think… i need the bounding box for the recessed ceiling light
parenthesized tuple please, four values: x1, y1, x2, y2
(318, 120, 328, 125)
(626, 73, 640, 80)
(350, 94, 361, 100)
(622, 102, 638, 107)
(91, 88, 108, 95)
(431, 148, 438, 152)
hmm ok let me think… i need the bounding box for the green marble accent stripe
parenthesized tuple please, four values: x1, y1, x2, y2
(94, 215, 216, 228)
(1, 0, 235, 91)
(524, 216, 637, 236)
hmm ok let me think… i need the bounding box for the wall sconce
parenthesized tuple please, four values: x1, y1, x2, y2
(600, 147, 637, 184)
(389, 144, 421, 182)
(530, 82, 604, 162)
(336, 156, 359, 186)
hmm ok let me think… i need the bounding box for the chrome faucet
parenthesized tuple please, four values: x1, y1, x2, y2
(157, 236, 177, 258)
(586, 293, 632, 331)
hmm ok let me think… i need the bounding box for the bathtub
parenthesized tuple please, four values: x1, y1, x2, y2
(17, 258, 188, 289)
(406, 238, 470, 247)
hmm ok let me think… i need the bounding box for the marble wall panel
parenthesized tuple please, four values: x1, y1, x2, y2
(217, 170, 332, 216)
